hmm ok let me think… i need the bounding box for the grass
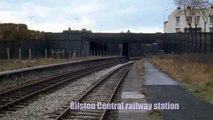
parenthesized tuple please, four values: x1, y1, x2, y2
(0, 56, 107, 72)
(136, 59, 162, 120)
(148, 54, 213, 104)
(146, 110, 162, 120)
(136, 59, 145, 82)
(0, 56, 114, 93)
(140, 88, 152, 95)
(0, 59, 67, 71)
(136, 60, 153, 95)
(136, 60, 160, 120)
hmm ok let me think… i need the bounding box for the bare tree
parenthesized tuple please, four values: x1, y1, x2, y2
(199, 4, 213, 32)
(174, 0, 213, 32)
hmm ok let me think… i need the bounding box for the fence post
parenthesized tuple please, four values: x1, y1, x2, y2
(29, 49, 32, 60)
(51, 49, 54, 59)
(72, 50, 76, 59)
(19, 48, 22, 60)
(7, 48, 10, 61)
(62, 49, 65, 59)
(45, 49, 47, 59)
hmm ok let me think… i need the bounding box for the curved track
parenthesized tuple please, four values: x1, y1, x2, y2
(0, 59, 127, 115)
(53, 62, 133, 120)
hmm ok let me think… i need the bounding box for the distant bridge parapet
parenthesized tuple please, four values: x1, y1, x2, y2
(82, 33, 161, 43)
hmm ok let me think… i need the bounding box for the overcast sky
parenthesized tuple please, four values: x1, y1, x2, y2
(0, 0, 176, 33)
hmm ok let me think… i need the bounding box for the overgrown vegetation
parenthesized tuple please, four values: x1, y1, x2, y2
(136, 60, 159, 120)
(0, 56, 108, 93)
(148, 54, 213, 104)
(146, 110, 162, 120)
(0, 56, 104, 72)
(136, 60, 152, 95)
(140, 88, 152, 95)
(136, 60, 145, 79)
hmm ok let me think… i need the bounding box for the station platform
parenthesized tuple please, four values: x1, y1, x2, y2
(118, 62, 148, 120)
(0, 56, 123, 76)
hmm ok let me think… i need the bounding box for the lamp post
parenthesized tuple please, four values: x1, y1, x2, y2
(28, 16, 34, 29)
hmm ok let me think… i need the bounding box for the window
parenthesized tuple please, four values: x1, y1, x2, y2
(210, 28, 213, 32)
(184, 28, 201, 32)
(210, 16, 213, 25)
(176, 28, 181, 32)
(196, 16, 200, 25)
(184, 28, 190, 32)
(176, 16, 180, 26)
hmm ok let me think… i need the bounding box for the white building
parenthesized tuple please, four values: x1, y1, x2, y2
(164, 7, 213, 33)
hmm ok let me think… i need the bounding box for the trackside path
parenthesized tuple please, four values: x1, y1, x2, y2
(144, 62, 213, 120)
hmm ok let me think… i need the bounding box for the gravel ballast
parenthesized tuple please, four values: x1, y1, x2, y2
(1, 64, 124, 120)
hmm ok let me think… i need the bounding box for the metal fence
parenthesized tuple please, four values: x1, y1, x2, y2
(1, 32, 213, 60)
(179, 32, 213, 53)
(0, 39, 90, 61)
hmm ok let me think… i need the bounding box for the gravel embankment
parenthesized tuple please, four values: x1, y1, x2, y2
(0, 64, 84, 93)
(1, 64, 124, 120)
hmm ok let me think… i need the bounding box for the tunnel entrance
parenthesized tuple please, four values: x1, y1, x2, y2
(89, 42, 107, 56)
(89, 42, 129, 57)
(122, 43, 128, 57)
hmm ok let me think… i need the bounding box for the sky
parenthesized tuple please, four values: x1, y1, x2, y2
(0, 0, 176, 33)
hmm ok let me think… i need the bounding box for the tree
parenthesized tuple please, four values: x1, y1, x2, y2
(199, 4, 213, 32)
(174, 0, 213, 32)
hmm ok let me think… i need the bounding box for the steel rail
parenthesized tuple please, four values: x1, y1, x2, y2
(0, 60, 125, 113)
(99, 69, 129, 120)
(55, 62, 133, 120)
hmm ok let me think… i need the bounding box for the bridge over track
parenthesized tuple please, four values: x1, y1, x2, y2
(82, 33, 161, 43)
(0, 32, 179, 60)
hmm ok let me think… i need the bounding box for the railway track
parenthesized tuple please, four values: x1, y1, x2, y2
(0, 59, 127, 116)
(52, 62, 133, 120)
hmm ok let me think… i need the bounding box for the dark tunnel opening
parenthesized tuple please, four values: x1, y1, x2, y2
(122, 43, 129, 58)
(89, 42, 108, 56)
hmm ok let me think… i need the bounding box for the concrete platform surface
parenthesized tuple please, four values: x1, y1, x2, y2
(144, 61, 213, 120)
(118, 63, 148, 120)
(144, 62, 179, 85)
(0, 56, 122, 76)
